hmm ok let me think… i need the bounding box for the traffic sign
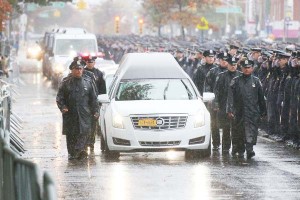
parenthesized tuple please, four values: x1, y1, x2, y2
(50, 2, 65, 8)
(196, 17, 209, 30)
(216, 6, 242, 14)
(26, 3, 39, 12)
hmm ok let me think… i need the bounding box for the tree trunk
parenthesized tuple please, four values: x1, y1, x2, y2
(181, 25, 185, 40)
(158, 25, 161, 37)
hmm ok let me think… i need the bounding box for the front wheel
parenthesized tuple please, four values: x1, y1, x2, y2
(185, 139, 211, 159)
(103, 122, 120, 159)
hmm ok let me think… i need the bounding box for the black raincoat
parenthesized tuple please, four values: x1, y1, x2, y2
(227, 74, 267, 146)
(56, 76, 99, 154)
(193, 63, 217, 95)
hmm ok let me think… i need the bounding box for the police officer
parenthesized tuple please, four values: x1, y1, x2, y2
(193, 50, 217, 96)
(83, 55, 106, 152)
(276, 52, 291, 141)
(184, 49, 203, 78)
(175, 49, 186, 68)
(56, 60, 99, 159)
(266, 51, 281, 137)
(84, 56, 106, 95)
(289, 51, 300, 148)
(228, 44, 239, 57)
(250, 47, 262, 77)
(214, 57, 241, 153)
(205, 52, 230, 150)
(227, 59, 267, 159)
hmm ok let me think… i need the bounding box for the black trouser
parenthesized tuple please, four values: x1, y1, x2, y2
(88, 119, 98, 148)
(267, 95, 280, 135)
(66, 134, 88, 156)
(210, 110, 220, 147)
(221, 122, 231, 151)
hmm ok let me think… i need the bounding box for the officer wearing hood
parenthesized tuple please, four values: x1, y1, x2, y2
(227, 59, 267, 159)
(56, 60, 99, 159)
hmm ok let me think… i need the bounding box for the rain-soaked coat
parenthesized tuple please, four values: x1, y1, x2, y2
(227, 74, 267, 145)
(56, 76, 99, 136)
(214, 70, 241, 126)
(193, 63, 217, 95)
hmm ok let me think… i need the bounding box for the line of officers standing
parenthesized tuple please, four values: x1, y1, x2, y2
(175, 44, 300, 159)
(56, 55, 106, 160)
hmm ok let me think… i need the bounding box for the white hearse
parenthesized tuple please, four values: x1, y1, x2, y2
(98, 52, 212, 159)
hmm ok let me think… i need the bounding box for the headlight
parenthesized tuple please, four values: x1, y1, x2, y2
(69, 50, 77, 57)
(194, 110, 205, 128)
(54, 63, 64, 74)
(112, 112, 124, 129)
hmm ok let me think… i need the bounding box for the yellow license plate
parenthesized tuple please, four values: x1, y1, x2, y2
(138, 118, 157, 127)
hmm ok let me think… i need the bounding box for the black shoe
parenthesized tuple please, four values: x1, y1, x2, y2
(76, 151, 88, 159)
(68, 154, 76, 160)
(231, 150, 238, 156)
(237, 152, 244, 158)
(247, 151, 255, 159)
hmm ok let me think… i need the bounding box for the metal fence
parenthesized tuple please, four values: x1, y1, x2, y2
(0, 49, 57, 199)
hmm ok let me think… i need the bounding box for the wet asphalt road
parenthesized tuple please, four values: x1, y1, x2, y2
(13, 69, 300, 199)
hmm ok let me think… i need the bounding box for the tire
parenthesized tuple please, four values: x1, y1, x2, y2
(185, 138, 211, 159)
(103, 122, 120, 159)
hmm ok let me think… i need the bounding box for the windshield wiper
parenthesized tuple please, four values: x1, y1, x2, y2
(163, 81, 170, 100)
(181, 80, 193, 99)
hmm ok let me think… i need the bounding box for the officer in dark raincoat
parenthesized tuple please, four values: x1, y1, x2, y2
(227, 59, 267, 159)
(214, 57, 241, 153)
(56, 60, 99, 159)
(205, 52, 230, 150)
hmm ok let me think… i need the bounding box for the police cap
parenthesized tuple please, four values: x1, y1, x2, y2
(217, 52, 230, 60)
(69, 60, 84, 70)
(251, 47, 262, 53)
(277, 52, 291, 59)
(240, 59, 254, 68)
(226, 57, 238, 65)
(203, 49, 216, 57)
(229, 44, 239, 50)
(86, 55, 97, 63)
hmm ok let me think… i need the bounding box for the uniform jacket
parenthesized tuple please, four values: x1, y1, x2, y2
(56, 76, 99, 136)
(193, 63, 217, 95)
(214, 70, 241, 125)
(84, 67, 107, 95)
(205, 65, 227, 92)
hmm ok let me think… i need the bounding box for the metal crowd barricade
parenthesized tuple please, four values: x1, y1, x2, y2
(14, 158, 42, 200)
(0, 73, 57, 199)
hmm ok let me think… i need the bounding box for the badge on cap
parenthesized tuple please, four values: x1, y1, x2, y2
(245, 60, 249, 65)
(210, 50, 213, 54)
